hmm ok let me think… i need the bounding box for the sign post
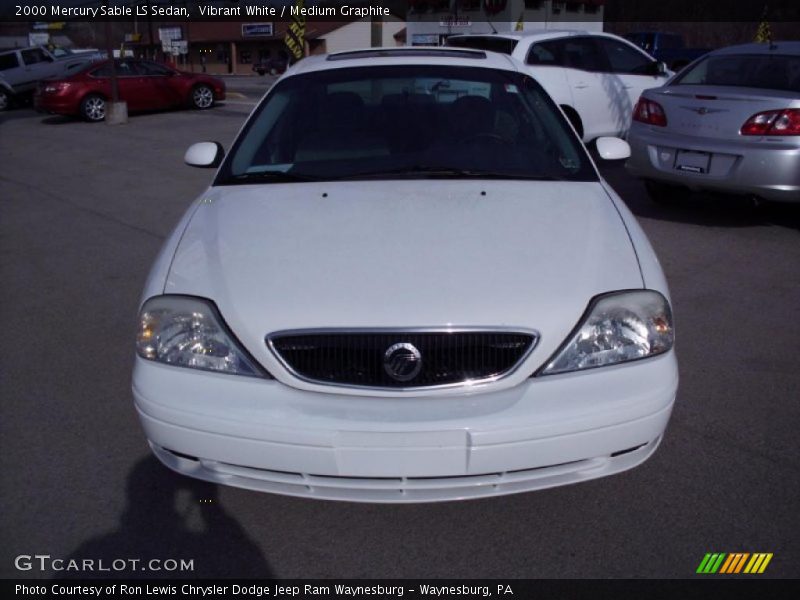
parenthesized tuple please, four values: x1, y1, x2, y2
(104, 2, 127, 125)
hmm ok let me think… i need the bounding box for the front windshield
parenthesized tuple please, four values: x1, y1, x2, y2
(216, 65, 595, 184)
(672, 53, 800, 93)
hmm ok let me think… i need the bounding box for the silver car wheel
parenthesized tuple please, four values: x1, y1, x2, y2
(83, 96, 105, 121)
(192, 86, 214, 109)
(0, 90, 9, 111)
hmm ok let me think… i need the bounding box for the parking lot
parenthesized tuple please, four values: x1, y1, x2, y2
(1, 94, 799, 579)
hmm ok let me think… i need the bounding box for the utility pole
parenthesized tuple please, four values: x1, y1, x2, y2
(104, 18, 119, 103)
(147, 0, 155, 60)
(104, 1, 127, 124)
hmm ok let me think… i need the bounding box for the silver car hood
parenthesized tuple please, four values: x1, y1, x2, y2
(165, 180, 643, 376)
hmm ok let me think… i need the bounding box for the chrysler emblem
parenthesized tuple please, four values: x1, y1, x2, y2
(383, 343, 422, 382)
(681, 106, 726, 116)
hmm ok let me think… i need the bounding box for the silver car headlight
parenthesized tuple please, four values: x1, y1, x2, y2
(539, 290, 674, 376)
(136, 295, 266, 377)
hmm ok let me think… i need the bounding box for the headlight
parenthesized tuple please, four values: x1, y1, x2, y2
(539, 290, 674, 376)
(136, 295, 267, 377)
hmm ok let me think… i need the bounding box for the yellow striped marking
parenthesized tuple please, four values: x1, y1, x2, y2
(757, 553, 773, 573)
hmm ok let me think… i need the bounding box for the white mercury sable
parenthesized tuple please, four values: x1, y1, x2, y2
(133, 48, 678, 502)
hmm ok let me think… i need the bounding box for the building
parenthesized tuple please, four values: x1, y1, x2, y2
(163, 17, 404, 75)
(406, 0, 605, 46)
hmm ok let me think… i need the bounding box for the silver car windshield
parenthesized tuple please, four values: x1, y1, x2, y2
(673, 53, 800, 93)
(217, 65, 595, 184)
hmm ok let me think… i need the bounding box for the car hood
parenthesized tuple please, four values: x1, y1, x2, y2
(166, 180, 643, 380)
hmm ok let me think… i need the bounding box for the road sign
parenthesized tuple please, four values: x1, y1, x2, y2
(158, 27, 182, 42)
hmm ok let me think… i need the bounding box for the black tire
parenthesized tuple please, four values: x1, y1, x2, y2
(0, 89, 10, 111)
(80, 94, 106, 122)
(645, 180, 685, 205)
(190, 84, 214, 110)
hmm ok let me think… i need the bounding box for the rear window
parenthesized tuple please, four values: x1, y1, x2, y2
(673, 53, 800, 93)
(0, 52, 19, 71)
(447, 36, 518, 55)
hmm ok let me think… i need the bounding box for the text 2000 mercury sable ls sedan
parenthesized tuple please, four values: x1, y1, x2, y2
(133, 48, 678, 503)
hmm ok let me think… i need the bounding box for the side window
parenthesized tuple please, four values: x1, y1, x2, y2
(138, 62, 173, 76)
(0, 53, 20, 71)
(116, 60, 137, 77)
(526, 41, 562, 66)
(562, 38, 607, 73)
(21, 49, 52, 65)
(600, 39, 654, 75)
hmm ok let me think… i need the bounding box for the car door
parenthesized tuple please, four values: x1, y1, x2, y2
(135, 61, 183, 108)
(557, 36, 618, 141)
(19, 48, 59, 91)
(89, 60, 151, 111)
(522, 40, 574, 108)
(0, 52, 25, 91)
(597, 37, 671, 135)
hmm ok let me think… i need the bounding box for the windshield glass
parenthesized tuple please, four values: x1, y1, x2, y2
(216, 65, 595, 185)
(672, 53, 800, 92)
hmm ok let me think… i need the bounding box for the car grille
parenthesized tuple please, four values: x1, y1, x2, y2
(267, 330, 537, 389)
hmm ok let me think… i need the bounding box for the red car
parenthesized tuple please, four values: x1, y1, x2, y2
(35, 59, 226, 121)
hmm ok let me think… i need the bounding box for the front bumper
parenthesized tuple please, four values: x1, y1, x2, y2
(133, 352, 678, 503)
(626, 124, 800, 203)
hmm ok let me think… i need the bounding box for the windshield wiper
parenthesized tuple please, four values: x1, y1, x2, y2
(340, 166, 562, 181)
(222, 171, 321, 184)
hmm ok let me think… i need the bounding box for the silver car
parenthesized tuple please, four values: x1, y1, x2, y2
(626, 42, 800, 203)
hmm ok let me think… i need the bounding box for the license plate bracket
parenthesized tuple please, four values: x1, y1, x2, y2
(675, 150, 711, 174)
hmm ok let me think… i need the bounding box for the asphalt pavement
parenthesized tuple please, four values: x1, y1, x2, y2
(1, 100, 799, 579)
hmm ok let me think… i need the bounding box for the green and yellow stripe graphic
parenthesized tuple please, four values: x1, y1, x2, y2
(697, 553, 773, 574)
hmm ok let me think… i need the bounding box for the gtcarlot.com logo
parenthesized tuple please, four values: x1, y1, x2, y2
(696, 552, 773, 574)
(14, 554, 194, 573)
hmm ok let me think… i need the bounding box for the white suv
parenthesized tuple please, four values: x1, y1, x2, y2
(448, 30, 671, 142)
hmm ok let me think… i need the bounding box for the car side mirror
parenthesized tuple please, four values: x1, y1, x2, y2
(655, 61, 668, 76)
(595, 137, 631, 161)
(184, 141, 225, 168)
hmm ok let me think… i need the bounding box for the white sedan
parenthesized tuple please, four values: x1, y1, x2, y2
(448, 30, 672, 142)
(133, 48, 678, 503)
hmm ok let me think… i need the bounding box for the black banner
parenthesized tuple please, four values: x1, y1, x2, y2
(1, 0, 800, 23)
(4, 579, 800, 600)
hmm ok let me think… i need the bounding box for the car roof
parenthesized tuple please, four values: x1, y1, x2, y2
(709, 41, 800, 56)
(448, 29, 616, 42)
(288, 47, 522, 75)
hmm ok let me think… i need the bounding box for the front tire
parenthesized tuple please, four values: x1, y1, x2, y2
(80, 94, 106, 122)
(0, 89, 11, 111)
(191, 85, 214, 110)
